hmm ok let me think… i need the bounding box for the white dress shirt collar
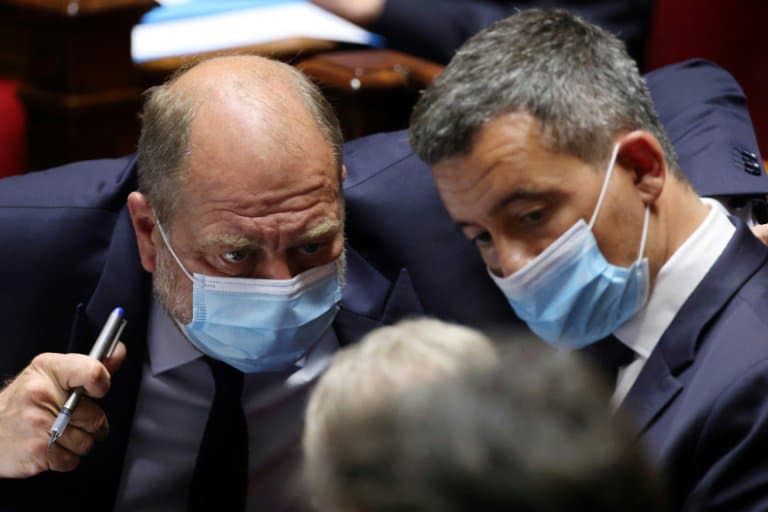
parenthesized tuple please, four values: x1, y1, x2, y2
(611, 198, 735, 405)
(614, 198, 735, 355)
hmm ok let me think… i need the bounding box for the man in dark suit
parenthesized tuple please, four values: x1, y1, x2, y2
(311, 0, 652, 66)
(408, 9, 768, 510)
(0, 55, 423, 511)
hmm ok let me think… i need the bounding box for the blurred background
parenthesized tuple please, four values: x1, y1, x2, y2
(0, 0, 765, 178)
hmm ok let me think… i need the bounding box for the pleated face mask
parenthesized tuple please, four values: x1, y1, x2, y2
(157, 223, 341, 373)
(488, 143, 650, 349)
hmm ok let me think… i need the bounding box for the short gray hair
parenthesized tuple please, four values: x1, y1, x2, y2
(137, 57, 343, 226)
(410, 9, 680, 176)
(303, 318, 498, 511)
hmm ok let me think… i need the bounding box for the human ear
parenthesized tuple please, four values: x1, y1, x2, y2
(615, 131, 666, 205)
(127, 191, 159, 273)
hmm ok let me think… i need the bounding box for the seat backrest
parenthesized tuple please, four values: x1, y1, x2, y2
(0, 79, 26, 178)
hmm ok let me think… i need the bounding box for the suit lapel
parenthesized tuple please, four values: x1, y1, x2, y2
(334, 247, 424, 346)
(622, 353, 682, 435)
(66, 205, 152, 510)
(623, 223, 768, 433)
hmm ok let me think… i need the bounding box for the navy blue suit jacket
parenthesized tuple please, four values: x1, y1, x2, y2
(370, 0, 652, 66)
(622, 223, 768, 510)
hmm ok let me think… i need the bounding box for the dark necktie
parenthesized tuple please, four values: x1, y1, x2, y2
(189, 357, 248, 512)
(581, 335, 636, 384)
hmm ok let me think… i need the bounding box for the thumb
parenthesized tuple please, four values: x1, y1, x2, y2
(751, 224, 768, 246)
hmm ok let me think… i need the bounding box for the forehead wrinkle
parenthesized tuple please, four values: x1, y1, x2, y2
(442, 116, 537, 202)
(251, 182, 341, 219)
(469, 111, 537, 169)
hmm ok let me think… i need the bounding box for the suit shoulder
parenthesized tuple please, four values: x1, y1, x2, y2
(730, 262, 768, 327)
(0, 155, 137, 211)
(343, 130, 420, 188)
(646, 59, 745, 110)
(691, 276, 768, 393)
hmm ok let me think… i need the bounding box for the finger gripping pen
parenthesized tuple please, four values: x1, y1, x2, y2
(48, 307, 127, 448)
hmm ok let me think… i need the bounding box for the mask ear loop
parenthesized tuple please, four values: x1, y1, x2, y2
(636, 206, 650, 262)
(588, 143, 621, 229)
(586, 144, 651, 263)
(154, 214, 196, 282)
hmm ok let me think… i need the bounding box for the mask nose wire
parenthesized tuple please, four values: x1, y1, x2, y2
(154, 214, 196, 283)
(588, 143, 621, 229)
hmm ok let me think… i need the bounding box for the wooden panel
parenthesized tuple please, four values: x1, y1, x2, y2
(0, 0, 155, 170)
(298, 49, 442, 91)
(298, 49, 443, 140)
(0, 0, 444, 170)
(136, 38, 338, 88)
(3, 0, 155, 15)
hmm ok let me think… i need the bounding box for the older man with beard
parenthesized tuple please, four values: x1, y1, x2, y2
(0, 55, 423, 511)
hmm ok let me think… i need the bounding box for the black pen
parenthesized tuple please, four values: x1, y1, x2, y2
(48, 307, 127, 448)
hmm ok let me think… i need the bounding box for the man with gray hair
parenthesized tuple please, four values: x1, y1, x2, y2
(410, 9, 768, 510)
(0, 55, 423, 511)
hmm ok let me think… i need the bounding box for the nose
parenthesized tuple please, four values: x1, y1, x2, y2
(255, 257, 294, 280)
(495, 238, 532, 277)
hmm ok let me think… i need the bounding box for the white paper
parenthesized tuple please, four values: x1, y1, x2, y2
(132, 3, 377, 63)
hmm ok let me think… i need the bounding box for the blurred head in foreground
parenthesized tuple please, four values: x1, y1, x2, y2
(304, 319, 666, 511)
(303, 317, 498, 508)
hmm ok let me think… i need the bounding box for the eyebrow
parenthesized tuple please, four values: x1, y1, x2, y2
(206, 233, 255, 249)
(298, 218, 343, 243)
(454, 189, 545, 230)
(202, 218, 343, 250)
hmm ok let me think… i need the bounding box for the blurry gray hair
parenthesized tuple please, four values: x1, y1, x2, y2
(410, 9, 681, 177)
(137, 58, 343, 226)
(303, 318, 498, 510)
(310, 341, 667, 511)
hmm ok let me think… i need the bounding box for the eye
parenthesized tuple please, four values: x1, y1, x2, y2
(520, 209, 545, 225)
(223, 250, 248, 263)
(301, 242, 322, 254)
(471, 231, 493, 247)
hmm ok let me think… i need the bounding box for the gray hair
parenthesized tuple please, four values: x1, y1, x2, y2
(303, 318, 498, 511)
(311, 341, 668, 511)
(137, 57, 343, 226)
(410, 9, 681, 177)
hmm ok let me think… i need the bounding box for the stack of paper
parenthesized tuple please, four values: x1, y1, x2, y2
(132, 0, 383, 63)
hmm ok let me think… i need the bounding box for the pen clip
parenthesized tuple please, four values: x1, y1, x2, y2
(106, 319, 127, 359)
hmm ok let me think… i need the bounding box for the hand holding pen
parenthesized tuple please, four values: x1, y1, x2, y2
(48, 307, 126, 448)
(0, 307, 127, 478)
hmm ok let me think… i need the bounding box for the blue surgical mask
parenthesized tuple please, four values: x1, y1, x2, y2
(156, 223, 342, 372)
(488, 143, 650, 349)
